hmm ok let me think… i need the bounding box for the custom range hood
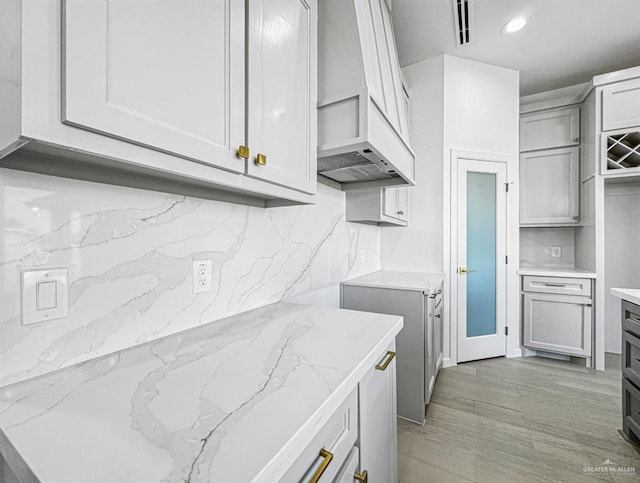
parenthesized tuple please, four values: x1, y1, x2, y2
(317, 0, 416, 190)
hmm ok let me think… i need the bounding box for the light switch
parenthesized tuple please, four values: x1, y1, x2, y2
(36, 281, 57, 310)
(22, 268, 69, 325)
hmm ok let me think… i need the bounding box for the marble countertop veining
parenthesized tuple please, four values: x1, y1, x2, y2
(341, 270, 445, 293)
(611, 288, 640, 306)
(0, 302, 403, 483)
(517, 267, 597, 279)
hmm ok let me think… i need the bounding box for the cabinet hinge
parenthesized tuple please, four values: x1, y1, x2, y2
(505, 326, 509, 336)
(505, 183, 509, 192)
(505, 255, 508, 264)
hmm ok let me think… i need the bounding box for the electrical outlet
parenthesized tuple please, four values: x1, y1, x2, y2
(551, 247, 562, 258)
(193, 260, 212, 294)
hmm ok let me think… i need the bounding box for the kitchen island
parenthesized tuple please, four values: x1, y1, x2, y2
(0, 302, 402, 483)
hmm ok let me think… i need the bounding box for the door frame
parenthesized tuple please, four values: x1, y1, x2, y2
(444, 149, 520, 367)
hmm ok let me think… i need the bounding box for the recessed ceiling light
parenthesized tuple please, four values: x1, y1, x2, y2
(501, 16, 529, 34)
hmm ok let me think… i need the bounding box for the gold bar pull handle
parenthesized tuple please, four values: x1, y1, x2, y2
(310, 449, 333, 483)
(237, 145, 250, 159)
(354, 470, 368, 482)
(375, 351, 396, 371)
(255, 153, 267, 165)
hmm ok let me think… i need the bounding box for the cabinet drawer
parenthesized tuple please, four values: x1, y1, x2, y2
(623, 330, 640, 389)
(602, 78, 640, 131)
(623, 300, 640, 338)
(522, 276, 591, 297)
(333, 447, 359, 483)
(622, 378, 640, 442)
(281, 388, 358, 482)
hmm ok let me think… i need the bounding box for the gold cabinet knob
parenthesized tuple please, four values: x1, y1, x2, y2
(396, 210, 404, 215)
(354, 470, 368, 482)
(236, 145, 250, 159)
(255, 153, 267, 165)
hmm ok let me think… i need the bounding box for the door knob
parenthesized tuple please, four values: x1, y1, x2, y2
(459, 267, 478, 274)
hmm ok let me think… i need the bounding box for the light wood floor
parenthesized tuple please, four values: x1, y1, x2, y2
(398, 354, 640, 482)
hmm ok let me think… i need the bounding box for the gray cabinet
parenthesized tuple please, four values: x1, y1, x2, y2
(346, 187, 408, 226)
(520, 106, 580, 152)
(622, 300, 640, 446)
(341, 282, 443, 423)
(520, 147, 580, 225)
(522, 276, 593, 361)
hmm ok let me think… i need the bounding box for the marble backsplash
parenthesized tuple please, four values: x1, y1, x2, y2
(520, 227, 575, 269)
(0, 169, 381, 387)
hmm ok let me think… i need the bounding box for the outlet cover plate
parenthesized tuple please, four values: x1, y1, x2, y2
(193, 260, 212, 294)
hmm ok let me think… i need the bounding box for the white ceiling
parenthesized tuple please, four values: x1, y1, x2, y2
(392, 0, 640, 96)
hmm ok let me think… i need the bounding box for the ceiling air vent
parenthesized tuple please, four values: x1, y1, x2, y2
(452, 0, 472, 46)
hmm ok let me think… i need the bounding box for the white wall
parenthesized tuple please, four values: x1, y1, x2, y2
(0, 169, 381, 387)
(604, 181, 640, 353)
(381, 56, 444, 272)
(382, 55, 520, 364)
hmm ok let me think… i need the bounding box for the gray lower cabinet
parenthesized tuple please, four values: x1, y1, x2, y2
(622, 300, 640, 446)
(341, 284, 443, 423)
(522, 276, 593, 360)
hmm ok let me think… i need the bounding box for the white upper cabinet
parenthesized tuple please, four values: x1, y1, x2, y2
(0, 0, 317, 207)
(246, 0, 317, 194)
(383, 187, 408, 222)
(346, 187, 408, 226)
(317, 0, 415, 189)
(520, 106, 580, 152)
(520, 147, 580, 225)
(62, 0, 244, 173)
(602, 78, 640, 132)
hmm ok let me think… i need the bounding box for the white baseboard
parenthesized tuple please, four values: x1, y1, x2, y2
(506, 348, 523, 358)
(442, 357, 456, 368)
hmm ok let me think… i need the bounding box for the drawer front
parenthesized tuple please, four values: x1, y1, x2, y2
(333, 447, 359, 483)
(623, 330, 640, 388)
(623, 300, 640, 338)
(281, 388, 358, 482)
(522, 276, 591, 297)
(622, 378, 640, 441)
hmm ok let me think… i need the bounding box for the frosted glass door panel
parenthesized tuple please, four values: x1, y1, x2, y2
(466, 172, 497, 338)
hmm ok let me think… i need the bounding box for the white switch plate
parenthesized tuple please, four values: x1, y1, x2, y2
(193, 260, 212, 294)
(21, 268, 69, 325)
(551, 247, 562, 258)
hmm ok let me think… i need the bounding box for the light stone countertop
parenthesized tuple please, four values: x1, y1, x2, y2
(611, 288, 640, 306)
(341, 270, 445, 293)
(517, 267, 597, 279)
(0, 302, 402, 483)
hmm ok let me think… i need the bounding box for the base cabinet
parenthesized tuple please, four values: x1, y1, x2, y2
(359, 348, 398, 483)
(521, 276, 593, 359)
(282, 342, 397, 482)
(621, 300, 640, 446)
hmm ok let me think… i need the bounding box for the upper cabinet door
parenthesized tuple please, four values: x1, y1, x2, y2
(246, 0, 317, 195)
(62, 0, 245, 172)
(520, 107, 580, 152)
(602, 78, 640, 131)
(520, 147, 580, 225)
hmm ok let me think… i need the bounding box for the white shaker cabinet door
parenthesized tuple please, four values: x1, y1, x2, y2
(383, 187, 408, 221)
(602, 78, 640, 131)
(359, 344, 398, 483)
(62, 0, 245, 172)
(246, 0, 317, 194)
(520, 147, 579, 225)
(520, 107, 580, 152)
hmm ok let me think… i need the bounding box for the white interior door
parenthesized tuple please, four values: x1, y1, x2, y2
(456, 159, 507, 362)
